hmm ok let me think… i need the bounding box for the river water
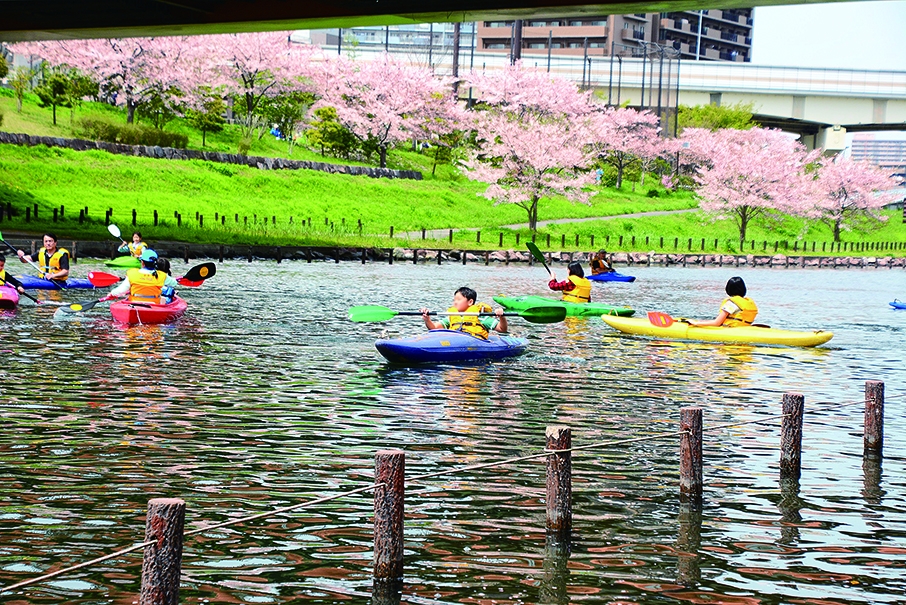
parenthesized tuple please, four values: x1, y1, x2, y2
(1, 260, 905, 604)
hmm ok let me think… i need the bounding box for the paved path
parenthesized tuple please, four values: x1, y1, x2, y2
(402, 207, 698, 240)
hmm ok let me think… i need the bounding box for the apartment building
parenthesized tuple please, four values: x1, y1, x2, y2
(851, 133, 906, 180)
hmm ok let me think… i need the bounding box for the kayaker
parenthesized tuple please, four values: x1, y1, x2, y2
(118, 231, 148, 258)
(0, 254, 26, 294)
(420, 287, 508, 338)
(590, 250, 614, 275)
(689, 276, 758, 327)
(17, 233, 70, 282)
(102, 249, 179, 304)
(548, 261, 592, 303)
(155, 257, 176, 304)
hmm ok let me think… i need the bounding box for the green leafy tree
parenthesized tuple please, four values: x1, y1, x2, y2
(187, 89, 226, 147)
(34, 70, 71, 125)
(677, 102, 758, 133)
(0, 54, 8, 79)
(136, 85, 183, 130)
(64, 71, 98, 125)
(11, 68, 34, 113)
(306, 106, 359, 159)
(261, 91, 315, 154)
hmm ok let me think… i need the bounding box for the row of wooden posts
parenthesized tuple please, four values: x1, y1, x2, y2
(4, 203, 905, 254)
(42, 381, 879, 604)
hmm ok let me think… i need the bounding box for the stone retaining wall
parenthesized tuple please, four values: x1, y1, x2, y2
(0, 131, 422, 180)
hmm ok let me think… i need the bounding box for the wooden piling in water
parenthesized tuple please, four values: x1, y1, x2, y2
(139, 498, 185, 605)
(362, 248, 367, 264)
(679, 407, 703, 501)
(864, 380, 884, 456)
(545, 426, 572, 537)
(780, 393, 805, 480)
(218, 245, 224, 263)
(373, 450, 405, 582)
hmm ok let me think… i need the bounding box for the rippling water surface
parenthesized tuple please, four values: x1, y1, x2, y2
(1, 260, 905, 604)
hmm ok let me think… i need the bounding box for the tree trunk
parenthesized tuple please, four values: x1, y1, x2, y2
(737, 207, 750, 248)
(52, 104, 57, 125)
(16, 97, 22, 113)
(127, 101, 136, 124)
(202, 128, 207, 147)
(379, 145, 388, 168)
(833, 220, 841, 242)
(616, 163, 623, 189)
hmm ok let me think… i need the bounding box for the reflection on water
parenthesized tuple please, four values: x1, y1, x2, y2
(1, 261, 905, 604)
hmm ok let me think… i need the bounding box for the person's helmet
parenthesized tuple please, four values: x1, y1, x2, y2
(139, 249, 159, 263)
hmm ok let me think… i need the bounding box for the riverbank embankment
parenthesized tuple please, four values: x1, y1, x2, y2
(4, 235, 905, 269)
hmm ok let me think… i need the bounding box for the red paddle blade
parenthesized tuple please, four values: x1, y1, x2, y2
(88, 271, 122, 288)
(176, 278, 204, 287)
(647, 311, 674, 327)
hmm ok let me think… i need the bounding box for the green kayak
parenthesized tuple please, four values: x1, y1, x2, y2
(105, 256, 141, 268)
(493, 295, 635, 318)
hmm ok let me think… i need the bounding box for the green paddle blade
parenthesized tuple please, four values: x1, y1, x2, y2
(348, 305, 399, 323)
(519, 306, 567, 324)
(526, 242, 547, 264)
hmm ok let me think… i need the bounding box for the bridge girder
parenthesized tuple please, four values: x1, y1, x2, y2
(2, 0, 825, 42)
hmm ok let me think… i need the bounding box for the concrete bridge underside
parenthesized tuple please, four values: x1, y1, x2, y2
(2, 0, 847, 42)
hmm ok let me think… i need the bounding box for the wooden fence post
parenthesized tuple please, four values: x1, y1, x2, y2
(679, 407, 703, 501)
(780, 393, 805, 480)
(139, 498, 185, 605)
(374, 450, 405, 582)
(219, 245, 224, 263)
(545, 426, 572, 537)
(864, 380, 884, 456)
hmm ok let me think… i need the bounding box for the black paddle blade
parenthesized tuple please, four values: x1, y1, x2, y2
(183, 262, 216, 283)
(57, 299, 100, 314)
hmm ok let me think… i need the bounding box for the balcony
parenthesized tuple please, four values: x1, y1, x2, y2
(621, 29, 645, 41)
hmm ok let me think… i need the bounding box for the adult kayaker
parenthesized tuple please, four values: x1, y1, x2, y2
(548, 262, 592, 303)
(0, 254, 26, 294)
(118, 231, 148, 258)
(102, 249, 179, 304)
(420, 287, 508, 339)
(590, 250, 614, 275)
(17, 233, 70, 282)
(689, 276, 758, 327)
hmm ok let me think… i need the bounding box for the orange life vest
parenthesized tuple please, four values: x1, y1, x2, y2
(126, 268, 167, 304)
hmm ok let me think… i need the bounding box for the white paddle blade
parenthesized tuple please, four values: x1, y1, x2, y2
(107, 224, 121, 238)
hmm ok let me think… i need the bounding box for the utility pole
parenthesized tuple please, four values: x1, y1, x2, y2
(452, 22, 461, 93)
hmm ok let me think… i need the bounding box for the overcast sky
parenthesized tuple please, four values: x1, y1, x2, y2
(751, 1, 906, 71)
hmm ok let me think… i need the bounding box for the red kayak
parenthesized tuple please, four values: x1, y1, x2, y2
(110, 296, 188, 325)
(0, 284, 19, 310)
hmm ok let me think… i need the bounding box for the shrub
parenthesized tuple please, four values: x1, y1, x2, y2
(646, 189, 661, 198)
(75, 117, 187, 148)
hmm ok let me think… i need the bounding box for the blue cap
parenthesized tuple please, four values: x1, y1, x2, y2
(140, 249, 159, 263)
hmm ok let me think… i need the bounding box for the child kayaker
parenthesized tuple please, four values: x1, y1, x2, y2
(589, 250, 614, 275)
(420, 287, 508, 338)
(118, 231, 148, 258)
(689, 276, 758, 327)
(0, 254, 26, 294)
(103, 249, 179, 304)
(548, 261, 592, 303)
(155, 257, 175, 304)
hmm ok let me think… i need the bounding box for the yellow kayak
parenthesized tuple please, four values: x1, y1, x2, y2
(601, 315, 834, 347)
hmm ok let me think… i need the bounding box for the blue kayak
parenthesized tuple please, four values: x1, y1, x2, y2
(375, 330, 528, 364)
(587, 272, 636, 283)
(890, 300, 906, 309)
(17, 275, 96, 289)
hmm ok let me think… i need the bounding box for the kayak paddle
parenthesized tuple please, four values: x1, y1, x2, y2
(108, 223, 128, 246)
(526, 242, 553, 277)
(348, 304, 567, 324)
(87, 271, 122, 288)
(56, 298, 106, 314)
(177, 262, 216, 286)
(0, 274, 46, 306)
(646, 311, 771, 329)
(0, 230, 44, 274)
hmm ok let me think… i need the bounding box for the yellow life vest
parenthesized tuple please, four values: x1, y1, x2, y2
(0, 268, 7, 284)
(447, 302, 494, 339)
(128, 241, 148, 258)
(561, 275, 592, 303)
(126, 268, 168, 304)
(38, 247, 69, 281)
(722, 296, 758, 327)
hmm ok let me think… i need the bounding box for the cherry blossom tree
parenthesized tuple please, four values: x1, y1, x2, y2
(12, 37, 192, 124)
(313, 52, 458, 168)
(683, 127, 820, 247)
(588, 107, 661, 189)
(812, 156, 901, 241)
(462, 62, 598, 231)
